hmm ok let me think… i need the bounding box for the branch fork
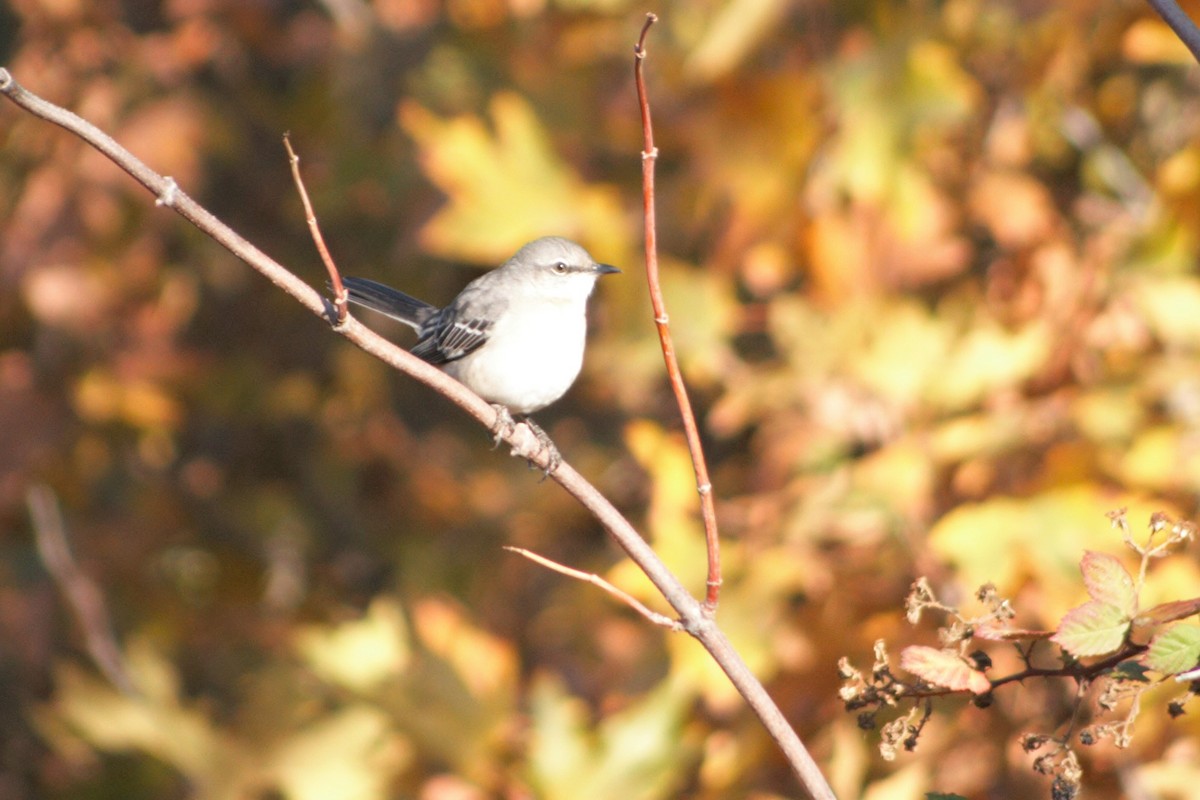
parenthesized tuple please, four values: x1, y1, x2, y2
(1, 38, 834, 797)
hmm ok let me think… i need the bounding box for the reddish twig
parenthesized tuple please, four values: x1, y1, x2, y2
(26, 484, 136, 695)
(284, 133, 347, 323)
(634, 14, 722, 613)
(504, 546, 681, 629)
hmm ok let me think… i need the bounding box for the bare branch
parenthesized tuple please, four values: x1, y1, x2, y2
(284, 133, 348, 324)
(504, 546, 681, 629)
(1145, 0, 1200, 64)
(27, 484, 136, 695)
(1, 64, 835, 800)
(633, 14, 724, 613)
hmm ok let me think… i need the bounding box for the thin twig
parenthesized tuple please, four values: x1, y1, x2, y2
(504, 546, 681, 629)
(893, 643, 1151, 701)
(634, 15, 723, 614)
(284, 133, 348, 324)
(0, 65, 835, 800)
(27, 484, 136, 695)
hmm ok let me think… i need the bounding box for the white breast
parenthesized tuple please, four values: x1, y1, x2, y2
(444, 300, 587, 414)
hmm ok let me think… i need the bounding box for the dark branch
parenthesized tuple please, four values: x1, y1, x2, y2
(1145, 0, 1200, 64)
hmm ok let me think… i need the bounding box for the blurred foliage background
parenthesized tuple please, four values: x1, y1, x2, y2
(3, 0, 1200, 797)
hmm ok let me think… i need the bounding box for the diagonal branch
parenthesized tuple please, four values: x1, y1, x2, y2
(0, 65, 834, 800)
(1145, 0, 1200, 64)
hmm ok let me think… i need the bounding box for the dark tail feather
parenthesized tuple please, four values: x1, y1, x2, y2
(339, 277, 436, 329)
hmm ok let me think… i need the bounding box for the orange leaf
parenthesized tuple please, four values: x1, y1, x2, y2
(1135, 598, 1200, 627)
(900, 646, 991, 694)
(974, 623, 1054, 642)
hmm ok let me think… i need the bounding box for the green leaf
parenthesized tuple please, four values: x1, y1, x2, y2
(1146, 625, 1200, 674)
(1052, 600, 1130, 657)
(1112, 661, 1152, 682)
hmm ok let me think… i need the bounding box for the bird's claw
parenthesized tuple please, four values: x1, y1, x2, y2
(490, 405, 517, 448)
(522, 418, 562, 478)
(490, 406, 561, 477)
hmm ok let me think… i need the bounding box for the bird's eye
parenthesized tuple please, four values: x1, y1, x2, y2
(552, 261, 568, 275)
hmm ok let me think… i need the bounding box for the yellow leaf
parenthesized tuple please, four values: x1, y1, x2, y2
(682, 0, 790, 83)
(400, 93, 625, 263)
(39, 641, 243, 795)
(1140, 558, 1200, 611)
(861, 762, 930, 800)
(1072, 388, 1144, 443)
(270, 706, 409, 800)
(619, 420, 707, 591)
(928, 486, 1159, 616)
(664, 549, 796, 709)
(655, 260, 738, 384)
(1123, 19, 1195, 65)
(849, 300, 953, 405)
(1120, 425, 1200, 491)
(925, 321, 1050, 411)
(1158, 145, 1200, 195)
(295, 597, 411, 692)
(527, 674, 693, 800)
(412, 598, 518, 699)
(1132, 275, 1200, 347)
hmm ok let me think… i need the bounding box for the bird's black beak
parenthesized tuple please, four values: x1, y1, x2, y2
(595, 263, 621, 275)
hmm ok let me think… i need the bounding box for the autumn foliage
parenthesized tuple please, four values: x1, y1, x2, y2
(3, 2, 1200, 799)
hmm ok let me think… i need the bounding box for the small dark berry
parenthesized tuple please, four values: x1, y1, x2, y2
(1051, 776, 1079, 800)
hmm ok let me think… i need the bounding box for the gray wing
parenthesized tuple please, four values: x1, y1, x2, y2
(411, 285, 508, 365)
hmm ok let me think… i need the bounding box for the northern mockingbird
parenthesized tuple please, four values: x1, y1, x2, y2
(342, 236, 619, 466)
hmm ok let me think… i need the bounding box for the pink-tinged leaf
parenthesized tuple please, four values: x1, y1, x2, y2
(1131, 599, 1200, 645)
(1051, 600, 1130, 657)
(1079, 551, 1136, 615)
(1135, 598, 1200, 627)
(1145, 625, 1200, 675)
(975, 623, 1054, 642)
(900, 646, 992, 694)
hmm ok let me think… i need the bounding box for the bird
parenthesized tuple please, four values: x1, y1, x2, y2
(341, 236, 619, 468)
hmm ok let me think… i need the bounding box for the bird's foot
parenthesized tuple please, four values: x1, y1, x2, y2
(490, 406, 561, 476)
(490, 404, 517, 448)
(521, 418, 561, 478)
